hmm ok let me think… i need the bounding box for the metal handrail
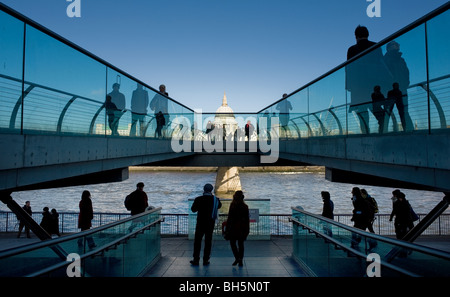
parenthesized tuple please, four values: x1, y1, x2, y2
(0, 207, 162, 259)
(290, 206, 450, 260)
(288, 215, 420, 277)
(26, 216, 164, 277)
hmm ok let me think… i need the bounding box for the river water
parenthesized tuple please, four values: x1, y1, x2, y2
(3, 168, 448, 215)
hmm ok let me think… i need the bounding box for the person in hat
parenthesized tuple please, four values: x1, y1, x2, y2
(190, 183, 222, 266)
(125, 182, 149, 215)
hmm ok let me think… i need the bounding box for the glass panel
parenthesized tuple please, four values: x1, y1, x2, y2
(427, 9, 450, 130)
(0, 209, 161, 277)
(381, 25, 427, 133)
(291, 207, 450, 277)
(0, 10, 24, 132)
(308, 69, 347, 137)
(23, 25, 106, 134)
(287, 90, 309, 138)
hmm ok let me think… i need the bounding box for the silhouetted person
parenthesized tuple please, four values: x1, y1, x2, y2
(205, 120, 214, 141)
(226, 190, 250, 266)
(105, 95, 119, 135)
(78, 190, 96, 249)
(125, 182, 149, 215)
(346, 26, 389, 134)
(50, 208, 61, 237)
(276, 93, 292, 130)
(40, 207, 52, 236)
(262, 110, 271, 137)
(130, 83, 149, 137)
(245, 120, 255, 141)
(107, 83, 126, 135)
(17, 201, 32, 238)
(371, 85, 386, 134)
(384, 41, 413, 132)
(150, 84, 169, 136)
(108, 83, 126, 111)
(350, 187, 371, 248)
(387, 82, 414, 132)
(321, 191, 334, 220)
(361, 189, 377, 234)
(190, 183, 222, 266)
(321, 191, 334, 237)
(390, 190, 414, 240)
(155, 111, 165, 138)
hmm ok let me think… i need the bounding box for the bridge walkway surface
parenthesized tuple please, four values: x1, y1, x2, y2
(2, 233, 449, 277)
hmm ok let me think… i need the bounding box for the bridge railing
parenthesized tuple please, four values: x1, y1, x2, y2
(259, 3, 450, 138)
(291, 207, 450, 277)
(1, 211, 449, 236)
(0, 3, 194, 139)
(2, 2, 449, 144)
(0, 208, 162, 277)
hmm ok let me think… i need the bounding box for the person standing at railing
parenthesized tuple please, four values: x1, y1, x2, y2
(346, 26, 390, 134)
(40, 207, 53, 236)
(130, 83, 149, 137)
(124, 182, 149, 215)
(371, 85, 387, 134)
(50, 208, 61, 237)
(150, 84, 169, 138)
(226, 190, 250, 267)
(276, 93, 292, 133)
(78, 190, 96, 249)
(108, 83, 126, 111)
(384, 41, 413, 132)
(107, 83, 126, 135)
(105, 95, 119, 135)
(190, 183, 222, 266)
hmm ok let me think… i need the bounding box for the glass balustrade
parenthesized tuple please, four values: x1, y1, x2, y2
(291, 207, 450, 277)
(258, 6, 450, 138)
(0, 5, 194, 138)
(0, 208, 162, 277)
(2, 4, 449, 143)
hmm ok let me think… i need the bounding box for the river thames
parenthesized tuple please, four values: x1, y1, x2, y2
(3, 167, 448, 215)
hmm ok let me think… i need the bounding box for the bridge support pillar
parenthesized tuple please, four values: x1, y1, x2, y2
(215, 167, 242, 195)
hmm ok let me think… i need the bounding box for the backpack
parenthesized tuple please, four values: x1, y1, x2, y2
(124, 194, 133, 210)
(367, 196, 379, 213)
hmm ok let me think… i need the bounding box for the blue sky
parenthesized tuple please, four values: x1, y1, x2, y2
(1, 0, 448, 112)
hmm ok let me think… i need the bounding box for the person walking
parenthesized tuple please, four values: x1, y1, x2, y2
(390, 190, 414, 240)
(321, 191, 334, 237)
(350, 187, 371, 248)
(226, 190, 250, 266)
(190, 183, 222, 266)
(321, 191, 334, 220)
(125, 182, 149, 215)
(78, 190, 96, 249)
(361, 189, 378, 233)
(17, 201, 32, 238)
